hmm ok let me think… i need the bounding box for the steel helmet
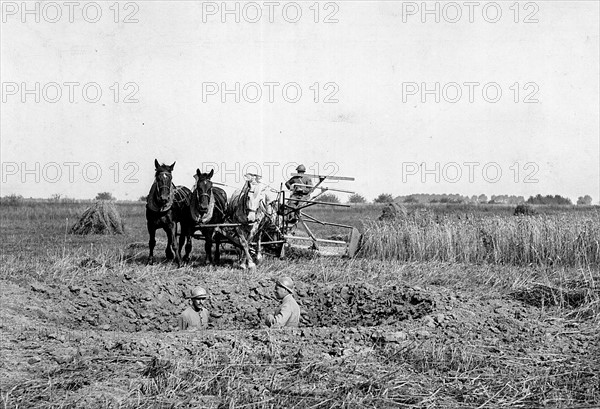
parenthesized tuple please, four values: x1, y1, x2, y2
(276, 276, 295, 293)
(296, 164, 306, 173)
(190, 286, 208, 299)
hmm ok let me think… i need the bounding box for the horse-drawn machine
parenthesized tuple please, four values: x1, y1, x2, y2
(147, 160, 360, 270)
(254, 172, 361, 259)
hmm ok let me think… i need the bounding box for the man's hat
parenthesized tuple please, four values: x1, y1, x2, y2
(189, 286, 208, 299)
(276, 276, 294, 293)
(296, 164, 306, 173)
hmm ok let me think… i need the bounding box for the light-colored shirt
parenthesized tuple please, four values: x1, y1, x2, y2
(271, 294, 301, 328)
(177, 306, 208, 330)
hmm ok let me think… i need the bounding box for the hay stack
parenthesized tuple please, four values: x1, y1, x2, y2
(378, 202, 408, 221)
(70, 201, 125, 235)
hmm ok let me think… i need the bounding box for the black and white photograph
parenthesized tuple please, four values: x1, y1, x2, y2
(1, 1, 599, 407)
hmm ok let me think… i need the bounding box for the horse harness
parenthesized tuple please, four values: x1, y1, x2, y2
(146, 180, 176, 213)
(190, 184, 227, 225)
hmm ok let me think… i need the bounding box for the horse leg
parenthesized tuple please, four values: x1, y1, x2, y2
(165, 225, 174, 260)
(147, 223, 156, 265)
(180, 225, 192, 264)
(178, 225, 186, 262)
(256, 238, 263, 264)
(221, 228, 244, 269)
(237, 228, 256, 272)
(250, 224, 262, 264)
(214, 233, 221, 264)
(204, 229, 214, 265)
(167, 223, 181, 267)
(185, 234, 192, 263)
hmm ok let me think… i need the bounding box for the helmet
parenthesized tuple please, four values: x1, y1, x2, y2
(190, 286, 208, 299)
(296, 164, 306, 173)
(276, 276, 294, 293)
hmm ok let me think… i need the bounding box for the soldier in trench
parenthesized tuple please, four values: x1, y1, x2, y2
(265, 276, 301, 328)
(177, 286, 209, 331)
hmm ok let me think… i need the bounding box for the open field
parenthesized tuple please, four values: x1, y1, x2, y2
(1, 201, 599, 408)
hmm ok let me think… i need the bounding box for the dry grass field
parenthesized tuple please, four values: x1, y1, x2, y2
(1, 201, 599, 408)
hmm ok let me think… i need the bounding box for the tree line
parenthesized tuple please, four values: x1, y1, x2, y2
(339, 193, 594, 206)
(0, 191, 595, 206)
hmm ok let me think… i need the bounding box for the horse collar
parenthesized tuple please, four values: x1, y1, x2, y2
(190, 190, 215, 224)
(146, 181, 174, 212)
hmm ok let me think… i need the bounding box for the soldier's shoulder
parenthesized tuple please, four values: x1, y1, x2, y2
(180, 307, 197, 319)
(285, 295, 299, 305)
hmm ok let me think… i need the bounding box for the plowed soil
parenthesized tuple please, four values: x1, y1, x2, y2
(2, 263, 599, 408)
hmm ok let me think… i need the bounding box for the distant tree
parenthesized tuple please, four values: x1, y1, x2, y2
(1, 194, 24, 206)
(527, 194, 542, 205)
(490, 195, 508, 204)
(95, 192, 115, 201)
(348, 193, 366, 204)
(508, 195, 525, 204)
(477, 194, 488, 204)
(139, 195, 148, 202)
(527, 194, 572, 205)
(49, 193, 62, 202)
(319, 193, 340, 203)
(374, 193, 394, 204)
(577, 195, 592, 205)
(403, 196, 418, 203)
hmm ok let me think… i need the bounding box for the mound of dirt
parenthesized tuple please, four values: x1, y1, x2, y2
(511, 281, 599, 309)
(70, 201, 124, 235)
(24, 274, 435, 332)
(300, 284, 434, 327)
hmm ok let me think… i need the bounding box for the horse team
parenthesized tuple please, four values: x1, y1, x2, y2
(146, 159, 278, 272)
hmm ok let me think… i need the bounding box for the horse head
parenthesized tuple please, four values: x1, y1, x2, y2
(241, 174, 268, 223)
(193, 168, 215, 215)
(154, 159, 175, 206)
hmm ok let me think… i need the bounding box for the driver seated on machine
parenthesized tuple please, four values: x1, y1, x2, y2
(284, 164, 313, 223)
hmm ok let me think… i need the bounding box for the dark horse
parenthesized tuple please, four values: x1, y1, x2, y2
(179, 169, 228, 264)
(145, 159, 185, 266)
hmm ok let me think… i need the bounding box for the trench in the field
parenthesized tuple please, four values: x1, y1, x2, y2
(34, 278, 436, 333)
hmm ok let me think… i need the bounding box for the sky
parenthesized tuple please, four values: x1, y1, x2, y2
(1, 1, 599, 203)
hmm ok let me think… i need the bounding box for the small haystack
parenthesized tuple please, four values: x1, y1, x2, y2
(70, 201, 125, 235)
(378, 202, 408, 221)
(514, 203, 537, 216)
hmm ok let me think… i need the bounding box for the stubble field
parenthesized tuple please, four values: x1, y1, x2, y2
(1, 201, 599, 408)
